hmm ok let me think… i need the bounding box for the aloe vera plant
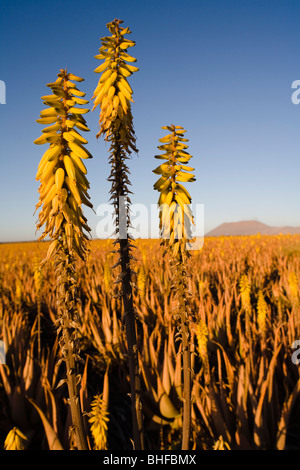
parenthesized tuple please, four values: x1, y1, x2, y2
(153, 124, 196, 450)
(34, 69, 93, 450)
(92, 19, 144, 450)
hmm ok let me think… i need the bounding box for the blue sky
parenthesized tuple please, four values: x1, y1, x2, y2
(0, 0, 300, 242)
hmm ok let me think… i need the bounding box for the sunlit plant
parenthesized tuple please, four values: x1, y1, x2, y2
(153, 124, 195, 450)
(92, 19, 144, 450)
(34, 68, 93, 450)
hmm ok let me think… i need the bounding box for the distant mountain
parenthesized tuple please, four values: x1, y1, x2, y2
(206, 220, 300, 237)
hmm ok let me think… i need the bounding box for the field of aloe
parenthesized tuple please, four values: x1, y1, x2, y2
(1, 233, 300, 450)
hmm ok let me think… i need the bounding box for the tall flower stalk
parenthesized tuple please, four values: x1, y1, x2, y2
(153, 124, 195, 450)
(92, 19, 144, 450)
(33, 258, 43, 362)
(34, 69, 93, 450)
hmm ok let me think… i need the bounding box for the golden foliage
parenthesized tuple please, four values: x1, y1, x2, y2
(1, 234, 300, 449)
(4, 427, 27, 450)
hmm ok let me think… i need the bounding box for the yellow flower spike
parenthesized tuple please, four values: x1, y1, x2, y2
(195, 319, 208, 363)
(92, 18, 138, 145)
(239, 274, 251, 313)
(153, 125, 195, 253)
(288, 272, 299, 307)
(89, 393, 110, 450)
(257, 290, 268, 340)
(4, 427, 27, 450)
(239, 274, 252, 339)
(35, 68, 93, 255)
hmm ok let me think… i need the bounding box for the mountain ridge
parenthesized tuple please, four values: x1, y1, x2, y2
(206, 220, 300, 237)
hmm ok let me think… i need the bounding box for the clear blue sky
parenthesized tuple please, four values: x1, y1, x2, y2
(1, 0, 300, 242)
